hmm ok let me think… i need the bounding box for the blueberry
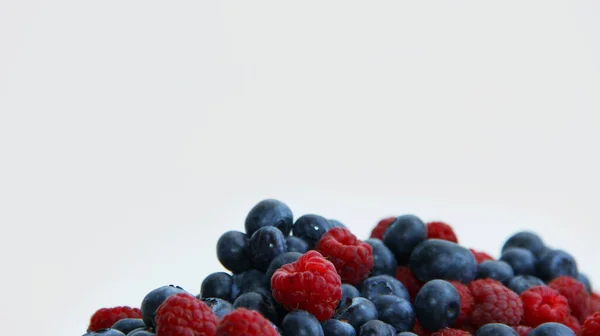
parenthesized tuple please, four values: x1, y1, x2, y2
(292, 214, 332, 248)
(231, 269, 268, 299)
(365, 238, 397, 277)
(127, 330, 155, 336)
(577, 273, 592, 293)
(397, 333, 418, 336)
(413, 280, 460, 331)
(217, 231, 253, 274)
(528, 322, 575, 336)
(329, 219, 347, 228)
(502, 232, 546, 259)
(476, 260, 514, 285)
(110, 319, 145, 335)
(338, 284, 361, 310)
(382, 215, 427, 264)
(359, 320, 396, 336)
(500, 248, 536, 276)
(286, 236, 310, 253)
(200, 272, 233, 301)
(245, 199, 294, 236)
(322, 319, 356, 336)
(141, 285, 187, 327)
(507, 275, 545, 294)
(536, 249, 578, 282)
(360, 275, 410, 302)
(474, 323, 518, 335)
(335, 297, 378, 330)
(201, 297, 234, 318)
(89, 329, 126, 336)
(265, 252, 302, 286)
(281, 310, 324, 336)
(372, 295, 415, 332)
(249, 226, 287, 271)
(233, 291, 280, 324)
(409, 239, 477, 283)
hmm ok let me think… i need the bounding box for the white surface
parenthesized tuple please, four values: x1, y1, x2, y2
(1, 1, 600, 335)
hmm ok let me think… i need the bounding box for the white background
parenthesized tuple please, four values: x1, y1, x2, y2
(1, 1, 600, 335)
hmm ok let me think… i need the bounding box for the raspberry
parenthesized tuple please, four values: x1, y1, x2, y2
(155, 293, 219, 336)
(469, 249, 494, 264)
(582, 312, 600, 336)
(448, 281, 474, 328)
(271, 250, 342, 321)
(430, 330, 470, 336)
(88, 306, 142, 332)
(561, 314, 581, 334)
(370, 216, 395, 240)
(513, 325, 533, 336)
(548, 275, 590, 322)
(520, 285, 570, 327)
(468, 279, 523, 328)
(395, 266, 424, 301)
(215, 308, 278, 336)
(413, 320, 432, 336)
(426, 221, 458, 243)
(316, 227, 374, 285)
(588, 292, 600, 314)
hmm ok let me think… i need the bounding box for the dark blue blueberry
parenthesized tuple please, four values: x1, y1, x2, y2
(409, 239, 477, 283)
(338, 284, 361, 310)
(249, 226, 287, 271)
(397, 333, 418, 336)
(502, 231, 546, 259)
(265, 252, 302, 286)
(200, 272, 233, 301)
(127, 329, 155, 336)
(292, 214, 332, 247)
(281, 310, 324, 336)
(216, 231, 253, 274)
(500, 248, 536, 276)
(365, 238, 397, 277)
(110, 319, 145, 335)
(476, 260, 514, 285)
(359, 320, 396, 336)
(200, 297, 234, 318)
(233, 291, 280, 324)
(372, 295, 415, 332)
(141, 285, 187, 327)
(329, 219, 347, 228)
(322, 319, 356, 336)
(245, 199, 294, 236)
(528, 322, 575, 336)
(577, 273, 592, 293)
(286, 236, 310, 253)
(507, 275, 545, 294)
(89, 329, 126, 336)
(360, 275, 410, 302)
(413, 280, 460, 331)
(536, 249, 578, 282)
(382, 215, 427, 264)
(474, 323, 518, 335)
(231, 269, 268, 300)
(335, 297, 378, 330)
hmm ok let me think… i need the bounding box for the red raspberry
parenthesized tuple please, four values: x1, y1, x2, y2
(520, 285, 570, 327)
(216, 308, 278, 336)
(469, 249, 494, 264)
(561, 314, 581, 334)
(426, 221, 458, 243)
(588, 292, 600, 314)
(413, 320, 432, 336)
(448, 281, 474, 328)
(395, 266, 424, 301)
(548, 276, 590, 322)
(582, 312, 600, 336)
(88, 306, 142, 332)
(370, 216, 395, 240)
(155, 293, 219, 336)
(468, 279, 523, 328)
(431, 328, 471, 336)
(271, 250, 342, 321)
(316, 227, 374, 285)
(512, 325, 532, 336)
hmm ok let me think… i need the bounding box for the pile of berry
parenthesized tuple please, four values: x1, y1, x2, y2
(83, 199, 600, 336)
